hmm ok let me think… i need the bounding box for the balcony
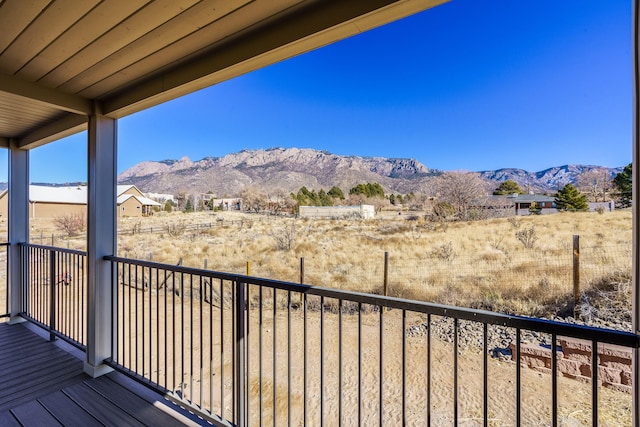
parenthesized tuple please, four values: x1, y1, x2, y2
(1, 243, 638, 426)
(0, 322, 207, 426)
(0, 2, 638, 425)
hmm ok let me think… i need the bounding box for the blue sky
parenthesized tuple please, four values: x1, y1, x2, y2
(17, 0, 635, 183)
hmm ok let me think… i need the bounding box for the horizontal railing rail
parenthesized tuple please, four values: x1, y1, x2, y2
(105, 254, 640, 427)
(20, 243, 87, 349)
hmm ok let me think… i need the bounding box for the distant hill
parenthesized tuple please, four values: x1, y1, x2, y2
(0, 148, 623, 197)
(118, 147, 439, 195)
(478, 165, 623, 194)
(117, 148, 624, 196)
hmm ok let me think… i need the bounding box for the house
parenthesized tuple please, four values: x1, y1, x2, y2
(510, 194, 558, 215)
(116, 185, 163, 217)
(209, 197, 242, 211)
(0, 184, 161, 218)
(493, 194, 616, 216)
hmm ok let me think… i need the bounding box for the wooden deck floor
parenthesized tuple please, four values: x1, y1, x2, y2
(0, 322, 210, 426)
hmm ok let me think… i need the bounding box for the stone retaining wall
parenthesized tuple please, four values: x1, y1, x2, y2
(510, 338, 632, 393)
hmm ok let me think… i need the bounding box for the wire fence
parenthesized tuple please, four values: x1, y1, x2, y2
(202, 241, 631, 316)
(18, 217, 266, 248)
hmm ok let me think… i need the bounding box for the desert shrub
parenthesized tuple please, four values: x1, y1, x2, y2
(507, 216, 520, 229)
(167, 221, 186, 237)
(431, 241, 456, 262)
(54, 213, 86, 237)
(268, 222, 297, 251)
(432, 201, 455, 221)
(515, 226, 537, 249)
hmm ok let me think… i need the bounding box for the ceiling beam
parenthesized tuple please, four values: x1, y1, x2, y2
(0, 137, 8, 148)
(0, 73, 92, 115)
(18, 113, 87, 149)
(102, 0, 448, 117)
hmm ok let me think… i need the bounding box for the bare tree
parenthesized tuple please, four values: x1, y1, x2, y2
(435, 172, 491, 220)
(367, 196, 390, 213)
(266, 188, 296, 215)
(267, 222, 297, 251)
(54, 213, 86, 237)
(240, 185, 268, 213)
(576, 168, 613, 202)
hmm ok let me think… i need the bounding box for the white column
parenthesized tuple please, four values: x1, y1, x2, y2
(7, 139, 28, 323)
(84, 113, 117, 377)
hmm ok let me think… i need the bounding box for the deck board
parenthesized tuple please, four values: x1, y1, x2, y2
(85, 376, 194, 427)
(10, 400, 64, 426)
(0, 322, 212, 426)
(39, 391, 104, 427)
(0, 410, 21, 427)
(63, 382, 147, 427)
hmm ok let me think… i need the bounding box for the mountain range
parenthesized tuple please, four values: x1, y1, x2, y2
(116, 147, 624, 196)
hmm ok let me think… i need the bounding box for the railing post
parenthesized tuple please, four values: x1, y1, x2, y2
(49, 250, 56, 341)
(383, 251, 389, 297)
(235, 280, 246, 427)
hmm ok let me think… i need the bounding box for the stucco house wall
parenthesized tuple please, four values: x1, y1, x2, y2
(299, 205, 375, 219)
(0, 185, 161, 219)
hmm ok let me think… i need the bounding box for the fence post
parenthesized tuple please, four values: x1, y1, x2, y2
(49, 249, 56, 341)
(573, 235, 580, 318)
(246, 261, 251, 276)
(300, 257, 305, 284)
(383, 251, 389, 297)
(235, 280, 246, 427)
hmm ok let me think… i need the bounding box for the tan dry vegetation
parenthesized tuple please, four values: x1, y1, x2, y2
(96, 210, 631, 318)
(22, 209, 633, 318)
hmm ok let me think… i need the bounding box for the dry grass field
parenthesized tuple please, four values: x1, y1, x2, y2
(0, 210, 633, 425)
(21, 208, 633, 319)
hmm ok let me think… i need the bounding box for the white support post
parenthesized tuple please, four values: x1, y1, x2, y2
(7, 138, 29, 324)
(84, 112, 117, 377)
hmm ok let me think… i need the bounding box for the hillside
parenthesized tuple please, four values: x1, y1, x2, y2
(478, 165, 623, 194)
(118, 147, 438, 195)
(116, 147, 623, 196)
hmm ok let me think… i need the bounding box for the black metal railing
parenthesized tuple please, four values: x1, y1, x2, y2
(21, 243, 87, 348)
(0, 243, 9, 321)
(104, 255, 640, 427)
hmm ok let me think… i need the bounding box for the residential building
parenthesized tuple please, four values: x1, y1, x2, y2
(0, 185, 161, 218)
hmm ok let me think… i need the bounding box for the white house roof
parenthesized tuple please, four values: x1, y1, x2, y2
(29, 185, 87, 204)
(28, 184, 159, 206)
(117, 194, 162, 207)
(116, 185, 135, 194)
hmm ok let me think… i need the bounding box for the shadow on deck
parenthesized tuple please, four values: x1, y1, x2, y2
(0, 322, 210, 426)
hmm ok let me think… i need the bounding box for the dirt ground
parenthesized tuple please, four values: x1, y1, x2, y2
(112, 285, 632, 427)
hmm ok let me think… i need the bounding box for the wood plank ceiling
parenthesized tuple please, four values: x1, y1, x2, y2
(0, 0, 448, 149)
